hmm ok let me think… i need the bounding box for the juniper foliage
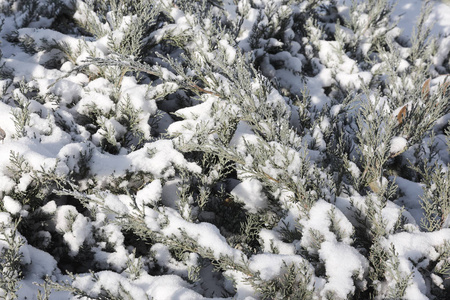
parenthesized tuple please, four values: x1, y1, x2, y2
(0, 0, 448, 299)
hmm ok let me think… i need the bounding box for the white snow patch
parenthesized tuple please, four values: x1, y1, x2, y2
(2, 196, 22, 214)
(259, 229, 295, 255)
(390, 136, 408, 155)
(231, 179, 268, 213)
(249, 253, 314, 282)
(319, 241, 369, 299)
(300, 199, 354, 253)
(136, 179, 163, 208)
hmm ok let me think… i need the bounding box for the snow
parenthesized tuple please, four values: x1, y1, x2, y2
(161, 178, 182, 209)
(394, 177, 424, 224)
(300, 199, 354, 253)
(160, 208, 244, 261)
(335, 71, 372, 90)
(382, 230, 450, 299)
(248, 253, 313, 281)
(70, 270, 206, 299)
(136, 179, 163, 208)
(0, 175, 15, 194)
(347, 161, 361, 178)
(0, 101, 15, 141)
(40, 200, 57, 214)
(392, 0, 450, 37)
(63, 213, 92, 256)
(76, 81, 115, 115)
(231, 179, 268, 213)
(433, 36, 450, 66)
(0, 0, 447, 299)
(259, 229, 296, 255)
(319, 241, 369, 299)
(229, 121, 255, 153)
(89, 140, 201, 179)
(24, 245, 58, 280)
(55, 205, 78, 233)
(2, 196, 22, 215)
(54, 205, 93, 256)
(0, 212, 12, 225)
(390, 136, 408, 155)
(93, 245, 129, 271)
(306, 74, 332, 109)
(57, 142, 92, 172)
(141, 274, 205, 300)
(103, 193, 133, 215)
(219, 39, 237, 64)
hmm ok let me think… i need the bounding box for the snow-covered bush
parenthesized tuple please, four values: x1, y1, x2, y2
(0, 0, 449, 299)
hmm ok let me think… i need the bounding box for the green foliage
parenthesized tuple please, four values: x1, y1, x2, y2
(417, 158, 450, 232)
(10, 83, 32, 139)
(252, 262, 315, 300)
(385, 244, 413, 299)
(0, 221, 24, 300)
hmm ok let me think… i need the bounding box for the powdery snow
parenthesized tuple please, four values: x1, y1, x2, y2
(259, 229, 296, 255)
(319, 241, 369, 299)
(136, 179, 163, 208)
(300, 199, 354, 253)
(390, 136, 408, 155)
(71, 271, 206, 300)
(89, 140, 201, 179)
(231, 179, 268, 213)
(383, 230, 450, 299)
(0, 0, 447, 299)
(160, 208, 244, 262)
(2, 196, 22, 215)
(55, 205, 92, 256)
(392, 0, 450, 37)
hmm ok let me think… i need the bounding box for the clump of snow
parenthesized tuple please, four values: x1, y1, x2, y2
(71, 270, 206, 300)
(300, 199, 354, 253)
(231, 179, 268, 213)
(40, 200, 57, 215)
(161, 178, 182, 209)
(219, 39, 237, 64)
(0, 212, 12, 225)
(259, 229, 295, 255)
(229, 121, 255, 152)
(55, 206, 92, 256)
(76, 78, 115, 115)
(382, 230, 450, 299)
(390, 136, 408, 155)
(89, 140, 201, 180)
(102, 193, 133, 216)
(249, 253, 314, 281)
(319, 241, 369, 299)
(136, 179, 163, 208)
(63, 214, 92, 256)
(2, 196, 22, 215)
(24, 245, 58, 280)
(161, 208, 244, 261)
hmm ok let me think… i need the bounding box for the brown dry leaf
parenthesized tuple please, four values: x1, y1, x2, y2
(442, 81, 450, 96)
(223, 197, 234, 206)
(422, 78, 431, 98)
(0, 127, 5, 142)
(397, 105, 407, 124)
(368, 181, 380, 194)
